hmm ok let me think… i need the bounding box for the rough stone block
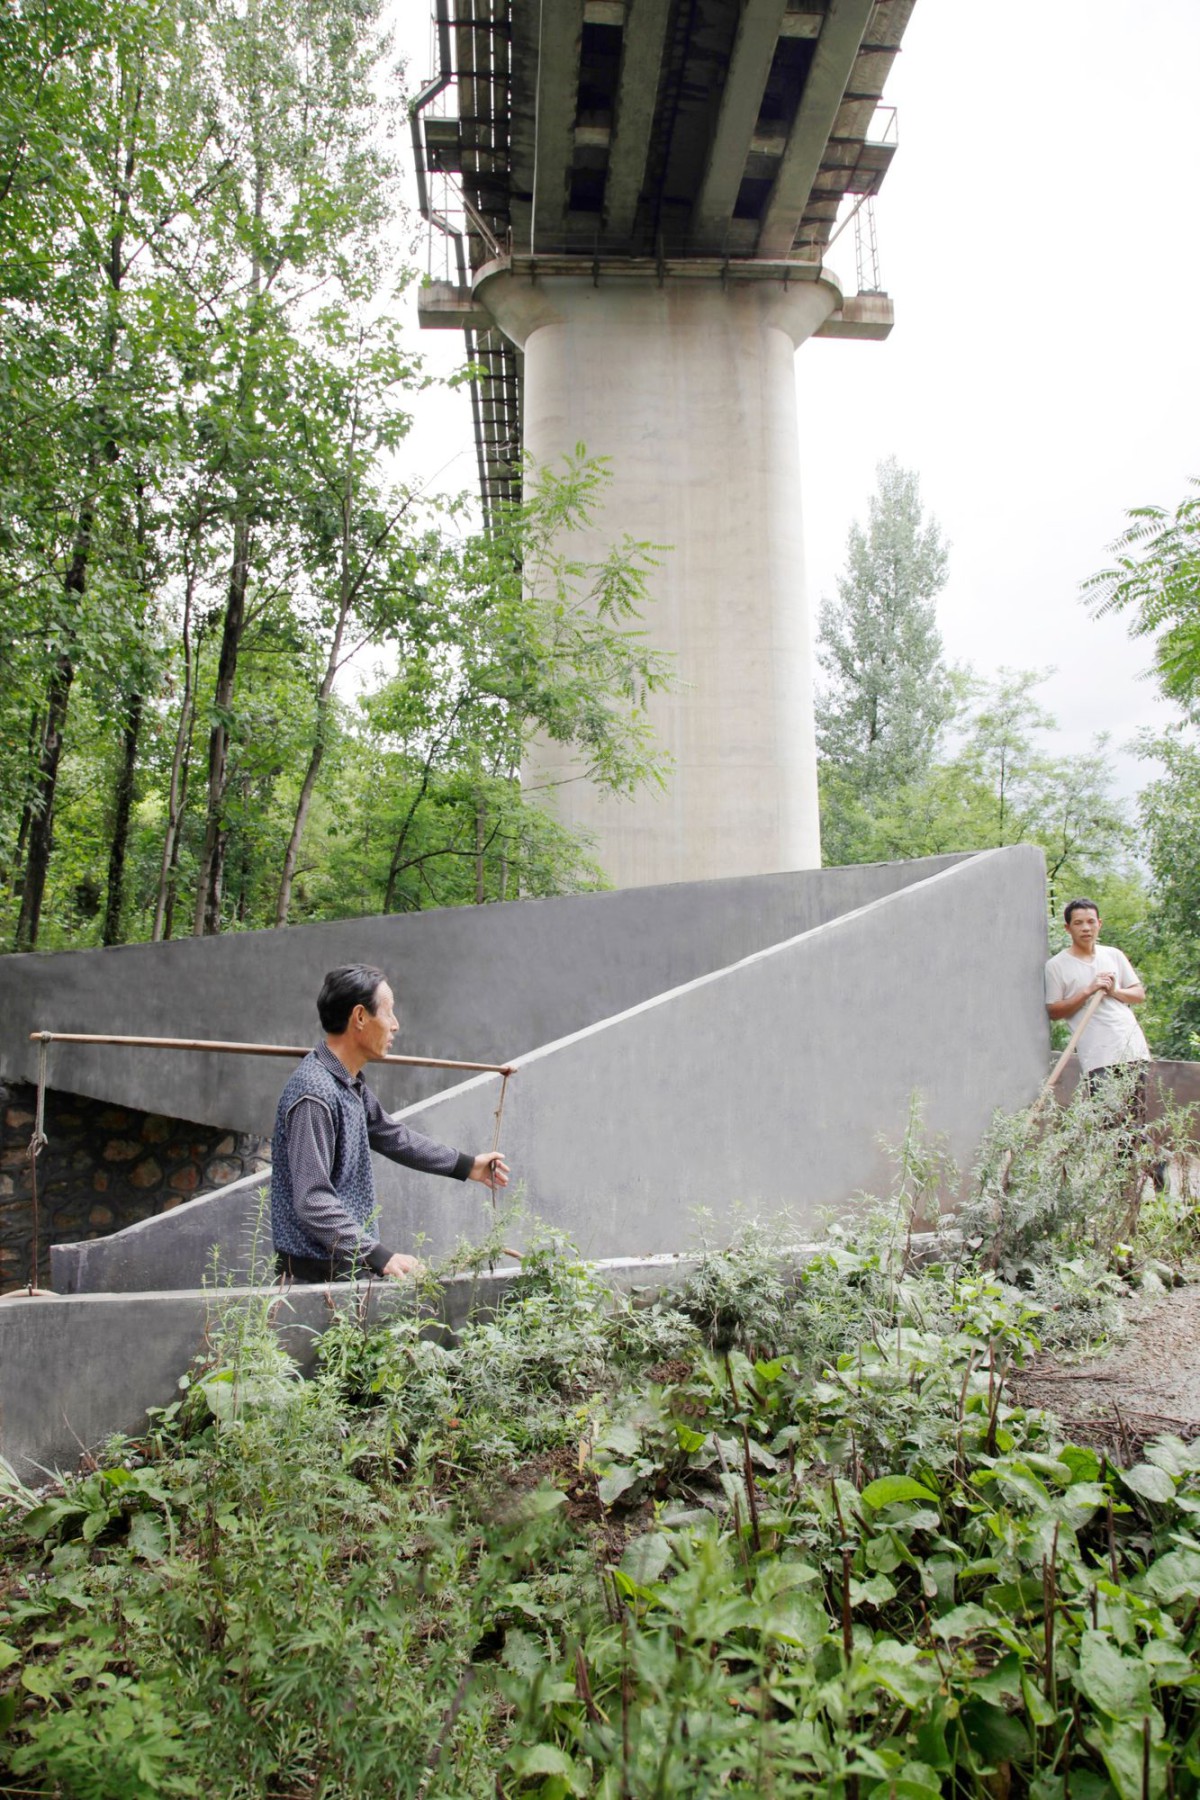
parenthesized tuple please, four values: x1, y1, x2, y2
(0, 1176, 12, 1197)
(92, 1172, 109, 1192)
(130, 1159, 163, 1190)
(141, 1116, 173, 1143)
(204, 1158, 240, 1187)
(4, 1108, 33, 1129)
(213, 1135, 236, 1156)
(168, 1167, 200, 1194)
(102, 1140, 139, 1162)
(89, 1205, 113, 1228)
(99, 1109, 130, 1129)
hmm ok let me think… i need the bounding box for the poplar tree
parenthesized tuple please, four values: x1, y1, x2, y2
(816, 458, 955, 859)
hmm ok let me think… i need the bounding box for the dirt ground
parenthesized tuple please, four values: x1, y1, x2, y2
(1012, 1281, 1200, 1458)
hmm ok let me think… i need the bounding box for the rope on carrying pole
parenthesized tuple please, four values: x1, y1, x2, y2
(488, 1070, 511, 1215)
(26, 1035, 49, 1294)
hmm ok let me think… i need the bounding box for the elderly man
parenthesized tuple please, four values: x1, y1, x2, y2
(272, 964, 510, 1282)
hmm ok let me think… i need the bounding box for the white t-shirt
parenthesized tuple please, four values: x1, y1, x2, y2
(1044, 944, 1151, 1074)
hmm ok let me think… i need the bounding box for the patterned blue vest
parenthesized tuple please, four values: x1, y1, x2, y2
(270, 1050, 377, 1259)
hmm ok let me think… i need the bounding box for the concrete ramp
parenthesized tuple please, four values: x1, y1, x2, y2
(52, 846, 1049, 1292)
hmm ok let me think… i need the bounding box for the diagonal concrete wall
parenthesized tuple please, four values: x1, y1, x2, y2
(0, 858, 967, 1135)
(375, 844, 1048, 1259)
(52, 846, 1049, 1293)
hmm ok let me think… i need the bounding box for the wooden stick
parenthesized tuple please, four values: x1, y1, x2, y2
(1044, 988, 1106, 1094)
(29, 1031, 514, 1076)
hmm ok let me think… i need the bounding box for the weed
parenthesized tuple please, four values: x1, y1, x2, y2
(2, 1094, 1199, 1795)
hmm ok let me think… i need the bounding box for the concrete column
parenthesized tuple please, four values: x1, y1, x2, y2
(476, 266, 842, 889)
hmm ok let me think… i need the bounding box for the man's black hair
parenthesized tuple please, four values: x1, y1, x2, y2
(1063, 897, 1100, 925)
(317, 965, 387, 1035)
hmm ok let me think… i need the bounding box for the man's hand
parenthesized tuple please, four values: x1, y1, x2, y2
(468, 1151, 510, 1188)
(1090, 971, 1117, 997)
(381, 1252, 424, 1279)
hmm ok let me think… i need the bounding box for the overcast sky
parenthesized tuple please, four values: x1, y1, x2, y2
(391, 1, 1200, 794)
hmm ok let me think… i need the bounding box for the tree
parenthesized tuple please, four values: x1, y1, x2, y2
(0, 10, 673, 947)
(366, 450, 673, 914)
(1084, 479, 1200, 704)
(821, 667, 1132, 926)
(187, 0, 397, 935)
(272, 312, 424, 926)
(1131, 724, 1200, 1055)
(1085, 482, 1200, 1053)
(817, 459, 954, 780)
(1, 0, 208, 948)
(816, 459, 957, 863)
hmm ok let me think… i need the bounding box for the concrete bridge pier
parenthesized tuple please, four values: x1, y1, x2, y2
(476, 262, 844, 889)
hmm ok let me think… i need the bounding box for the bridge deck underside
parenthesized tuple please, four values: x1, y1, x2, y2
(447, 0, 913, 262)
(420, 0, 914, 516)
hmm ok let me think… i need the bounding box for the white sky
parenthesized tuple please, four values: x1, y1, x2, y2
(390, 1, 1200, 794)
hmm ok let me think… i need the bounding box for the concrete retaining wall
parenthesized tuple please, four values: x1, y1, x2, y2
(0, 1255, 704, 1482)
(0, 857, 966, 1135)
(53, 846, 1049, 1292)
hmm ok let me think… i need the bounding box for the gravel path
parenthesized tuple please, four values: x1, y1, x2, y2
(1013, 1282, 1200, 1455)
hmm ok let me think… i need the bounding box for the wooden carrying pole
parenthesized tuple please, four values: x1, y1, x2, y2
(28, 1031, 514, 1076)
(1043, 987, 1106, 1097)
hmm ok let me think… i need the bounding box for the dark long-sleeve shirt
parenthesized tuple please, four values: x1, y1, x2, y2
(273, 1041, 472, 1273)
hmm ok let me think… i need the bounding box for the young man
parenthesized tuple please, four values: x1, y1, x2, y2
(271, 964, 511, 1283)
(1043, 897, 1151, 1084)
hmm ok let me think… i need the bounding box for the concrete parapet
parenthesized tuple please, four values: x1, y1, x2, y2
(374, 845, 1048, 1259)
(0, 1255, 705, 1482)
(0, 858, 968, 1135)
(50, 846, 1049, 1293)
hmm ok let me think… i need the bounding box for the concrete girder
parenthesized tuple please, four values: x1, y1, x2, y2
(603, 0, 674, 243)
(690, 0, 789, 252)
(757, 0, 875, 258)
(530, 0, 586, 252)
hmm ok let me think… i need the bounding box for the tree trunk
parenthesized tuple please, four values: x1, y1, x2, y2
(14, 521, 91, 950)
(474, 800, 486, 903)
(193, 89, 267, 938)
(7, 708, 42, 884)
(152, 533, 202, 940)
(14, 76, 141, 950)
(102, 687, 144, 945)
(275, 715, 328, 927)
(193, 514, 250, 935)
(161, 734, 193, 942)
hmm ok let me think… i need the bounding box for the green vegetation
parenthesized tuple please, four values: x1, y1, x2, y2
(817, 462, 1200, 1056)
(1083, 485, 1200, 1057)
(0, 0, 668, 950)
(3, 1098, 1199, 1797)
(816, 464, 1132, 921)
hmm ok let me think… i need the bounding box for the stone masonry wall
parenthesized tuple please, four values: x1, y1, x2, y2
(0, 1080, 268, 1291)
